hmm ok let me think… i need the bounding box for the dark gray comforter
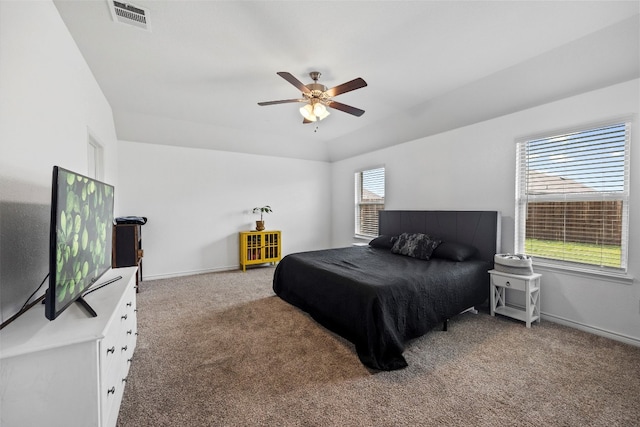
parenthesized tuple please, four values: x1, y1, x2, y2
(272, 246, 490, 370)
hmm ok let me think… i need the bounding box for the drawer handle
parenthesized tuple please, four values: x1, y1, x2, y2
(127, 329, 133, 335)
(121, 345, 128, 352)
(505, 281, 511, 287)
(126, 302, 132, 307)
(107, 386, 115, 395)
(121, 314, 128, 320)
(107, 346, 115, 355)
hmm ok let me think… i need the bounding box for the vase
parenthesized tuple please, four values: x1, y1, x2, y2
(256, 220, 265, 231)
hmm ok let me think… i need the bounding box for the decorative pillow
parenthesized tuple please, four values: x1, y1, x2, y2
(391, 233, 441, 260)
(432, 241, 478, 262)
(369, 235, 397, 249)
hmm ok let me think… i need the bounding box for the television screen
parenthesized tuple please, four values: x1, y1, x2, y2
(45, 166, 115, 320)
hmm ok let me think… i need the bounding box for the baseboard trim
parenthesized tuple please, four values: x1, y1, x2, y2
(143, 265, 240, 281)
(503, 302, 640, 347)
(542, 311, 640, 347)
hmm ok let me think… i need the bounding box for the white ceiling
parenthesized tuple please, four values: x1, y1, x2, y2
(53, 1, 640, 162)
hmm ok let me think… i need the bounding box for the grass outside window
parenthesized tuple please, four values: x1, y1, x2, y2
(525, 238, 621, 268)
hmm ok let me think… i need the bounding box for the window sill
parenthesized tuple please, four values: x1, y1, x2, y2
(354, 234, 374, 241)
(533, 261, 634, 285)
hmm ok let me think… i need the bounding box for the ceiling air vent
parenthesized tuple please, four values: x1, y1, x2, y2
(108, 1, 151, 31)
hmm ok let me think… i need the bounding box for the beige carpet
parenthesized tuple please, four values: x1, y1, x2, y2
(117, 267, 640, 426)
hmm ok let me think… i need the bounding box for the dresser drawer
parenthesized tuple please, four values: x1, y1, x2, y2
(491, 274, 526, 291)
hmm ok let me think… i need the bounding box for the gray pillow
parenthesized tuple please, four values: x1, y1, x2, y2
(391, 232, 442, 260)
(432, 241, 478, 262)
(368, 235, 397, 249)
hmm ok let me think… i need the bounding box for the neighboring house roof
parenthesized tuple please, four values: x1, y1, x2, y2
(527, 170, 595, 194)
(362, 188, 384, 201)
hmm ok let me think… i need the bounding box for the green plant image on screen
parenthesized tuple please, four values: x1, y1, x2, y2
(55, 169, 114, 306)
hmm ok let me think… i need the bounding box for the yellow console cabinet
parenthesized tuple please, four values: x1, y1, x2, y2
(239, 230, 281, 271)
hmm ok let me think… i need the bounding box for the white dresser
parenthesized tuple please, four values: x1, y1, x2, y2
(0, 267, 138, 427)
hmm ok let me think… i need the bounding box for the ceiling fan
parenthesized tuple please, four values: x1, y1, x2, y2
(258, 71, 367, 124)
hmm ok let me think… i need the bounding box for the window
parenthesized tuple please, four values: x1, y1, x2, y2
(355, 167, 385, 237)
(515, 121, 630, 272)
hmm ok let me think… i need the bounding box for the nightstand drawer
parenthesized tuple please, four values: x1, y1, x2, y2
(491, 274, 526, 291)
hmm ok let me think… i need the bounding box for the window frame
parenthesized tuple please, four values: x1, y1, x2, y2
(515, 118, 632, 277)
(355, 166, 385, 238)
(87, 128, 105, 180)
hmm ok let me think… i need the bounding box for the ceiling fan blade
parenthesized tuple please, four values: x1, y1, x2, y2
(327, 101, 365, 117)
(277, 72, 311, 94)
(258, 98, 306, 106)
(303, 118, 314, 124)
(324, 77, 367, 97)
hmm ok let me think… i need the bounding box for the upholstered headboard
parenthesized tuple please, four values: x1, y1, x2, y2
(378, 210, 501, 264)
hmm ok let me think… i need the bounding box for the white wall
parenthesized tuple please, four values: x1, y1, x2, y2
(117, 141, 331, 279)
(331, 79, 640, 345)
(0, 0, 119, 323)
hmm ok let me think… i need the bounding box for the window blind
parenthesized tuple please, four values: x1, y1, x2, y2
(356, 167, 385, 237)
(516, 122, 630, 271)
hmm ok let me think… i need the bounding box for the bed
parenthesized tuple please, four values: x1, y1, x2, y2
(273, 210, 501, 370)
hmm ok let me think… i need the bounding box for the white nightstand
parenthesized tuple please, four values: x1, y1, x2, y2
(489, 269, 541, 328)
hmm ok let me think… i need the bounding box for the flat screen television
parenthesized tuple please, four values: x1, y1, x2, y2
(45, 166, 115, 321)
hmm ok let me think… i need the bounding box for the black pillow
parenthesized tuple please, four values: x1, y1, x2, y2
(369, 235, 396, 249)
(391, 233, 441, 260)
(432, 241, 478, 262)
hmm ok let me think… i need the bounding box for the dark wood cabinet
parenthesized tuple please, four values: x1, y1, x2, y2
(112, 224, 143, 290)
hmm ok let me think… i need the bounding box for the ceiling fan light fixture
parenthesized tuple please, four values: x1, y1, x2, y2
(300, 104, 317, 122)
(313, 102, 330, 120)
(260, 71, 366, 123)
(316, 108, 330, 121)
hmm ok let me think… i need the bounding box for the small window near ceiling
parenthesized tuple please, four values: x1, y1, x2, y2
(515, 121, 631, 273)
(355, 166, 385, 237)
(87, 132, 104, 180)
